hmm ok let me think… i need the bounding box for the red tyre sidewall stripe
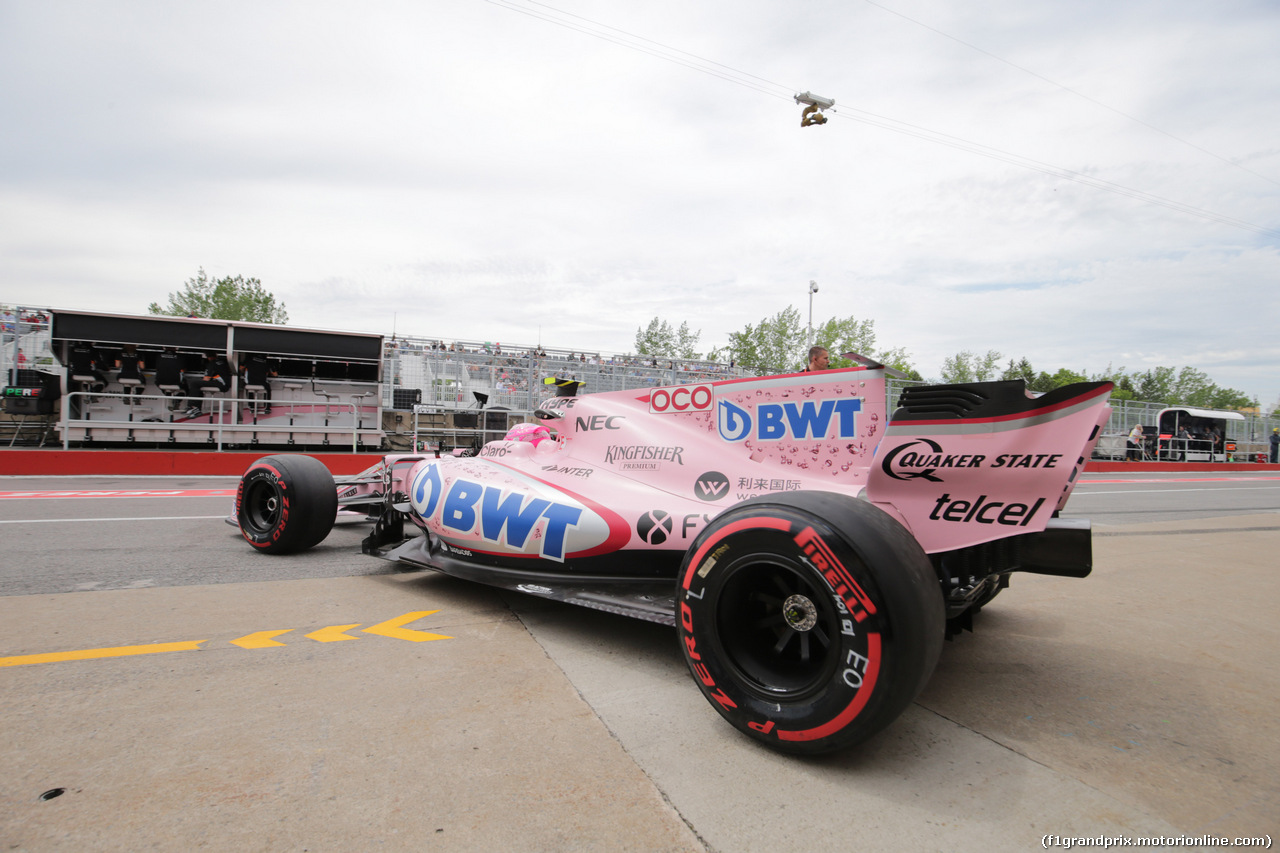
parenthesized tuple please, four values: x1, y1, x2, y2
(238, 462, 285, 547)
(777, 632, 882, 742)
(681, 515, 791, 590)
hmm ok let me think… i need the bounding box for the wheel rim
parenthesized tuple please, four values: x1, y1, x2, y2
(243, 479, 282, 533)
(714, 556, 841, 700)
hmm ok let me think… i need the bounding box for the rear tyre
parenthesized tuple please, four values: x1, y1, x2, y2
(235, 455, 337, 554)
(677, 492, 944, 755)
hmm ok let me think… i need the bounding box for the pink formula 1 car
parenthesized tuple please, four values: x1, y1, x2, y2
(232, 365, 1113, 755)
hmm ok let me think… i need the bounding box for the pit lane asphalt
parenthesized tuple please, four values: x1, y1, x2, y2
(1, 472, 1277, 851)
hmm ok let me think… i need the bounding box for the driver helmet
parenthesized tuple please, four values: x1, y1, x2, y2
(505, 422, 553, 446)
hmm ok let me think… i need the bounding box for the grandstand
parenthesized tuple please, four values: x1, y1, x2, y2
(382, 335, 748, 412)
(4, 302, 1277, 458)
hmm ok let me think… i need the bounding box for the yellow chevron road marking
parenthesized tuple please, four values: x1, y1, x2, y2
(230, 629, 293, 649)
(362, 610, 453, 642)
(1, 612, 452, 668)
(304, 623, 362, 643)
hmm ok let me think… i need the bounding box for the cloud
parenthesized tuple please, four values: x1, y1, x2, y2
(1, 0, 1277, 404)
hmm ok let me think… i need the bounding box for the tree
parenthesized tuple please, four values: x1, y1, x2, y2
(1173, 366, 1215, 407)
(1001, 357, 1037, 386)
(1042, 367, 1088, 390)
(812, 316, 876, 368)
(674, 321, 702, 360)
(1133, 366, 1176, 403)
(635, 317, 675, 357)
(724, 308, 915, 376)
(1091, 364, 1254, 409)
(1206, 386, 1255, 410)
(725, 306, 804, 374)
(1091, 363, 1136, 401)
(939, 350, 1002, 384)
(148, 268, 288, 324)
(963, 355, 1255, 410)
(634, 318, 702, 360)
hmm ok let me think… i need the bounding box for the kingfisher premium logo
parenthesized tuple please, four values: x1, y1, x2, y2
(604, 445, 685, 470)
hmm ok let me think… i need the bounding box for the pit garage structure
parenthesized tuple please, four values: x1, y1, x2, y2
(1153, 406, 1246, 462)
(49, 310, 384, 450)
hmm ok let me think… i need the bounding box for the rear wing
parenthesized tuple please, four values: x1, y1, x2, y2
(866, 380, 1112, 553)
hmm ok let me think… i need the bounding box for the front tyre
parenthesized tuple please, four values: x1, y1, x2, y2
(677, 492, 943, 755)
(235, 455, 337, 554)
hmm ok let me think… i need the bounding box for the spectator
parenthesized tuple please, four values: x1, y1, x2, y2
(1127, 423, 1146, 461)
(1271, 428, 1278, 464)
(240, 352, 278, 412)
(803, 346, 830, 372)
(183, 351, 231, 416)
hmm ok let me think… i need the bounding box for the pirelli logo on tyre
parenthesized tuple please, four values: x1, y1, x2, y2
(649, 384, 713, 414)
(794, 526, 877, 624)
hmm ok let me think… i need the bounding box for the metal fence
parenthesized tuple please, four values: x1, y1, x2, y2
(381, 336, 749, 411)
(1, 312, 54, 382)
(5, 310, 1278, 456)
(1100, 398, 1277, 458)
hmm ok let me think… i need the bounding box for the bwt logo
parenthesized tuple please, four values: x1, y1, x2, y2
(649, 385, 713, 414)
(410, 463, 583, 561)
(718, 398, 862, 442)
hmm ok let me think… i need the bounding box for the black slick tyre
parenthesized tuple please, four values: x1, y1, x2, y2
(235, 455, 337, 554)
(677, 491, 944, 755)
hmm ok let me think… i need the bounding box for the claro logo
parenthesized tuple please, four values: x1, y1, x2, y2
(650, 385, 713, 414)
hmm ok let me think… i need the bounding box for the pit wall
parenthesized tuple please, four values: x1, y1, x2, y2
(0, 450, 383, 477)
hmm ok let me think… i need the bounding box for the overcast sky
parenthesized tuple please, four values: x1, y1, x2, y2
(2, 0, 1277, 404)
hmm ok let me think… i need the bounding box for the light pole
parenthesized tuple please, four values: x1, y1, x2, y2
(807, 280, 819, 349)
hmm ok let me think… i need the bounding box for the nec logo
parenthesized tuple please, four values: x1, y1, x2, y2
(575, 415, 623, 432)
(649, 385, 713, 414)
(717, 398, 862, 442)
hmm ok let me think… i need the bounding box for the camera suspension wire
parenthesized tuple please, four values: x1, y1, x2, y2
(823, 107, 1280, 239)
(486, 0, 1280, 240)
(859, 0, 1280, 190)
(484, 0, 797, 103)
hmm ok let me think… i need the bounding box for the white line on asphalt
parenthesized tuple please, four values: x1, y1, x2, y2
(0, 515, 228, 524)
(1072, 486, 1280, 495)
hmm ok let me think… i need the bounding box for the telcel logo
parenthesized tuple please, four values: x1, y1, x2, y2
(411, 463, 583, 561)
(650, 385, 713, 414)
(718, 398, 862, 442)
